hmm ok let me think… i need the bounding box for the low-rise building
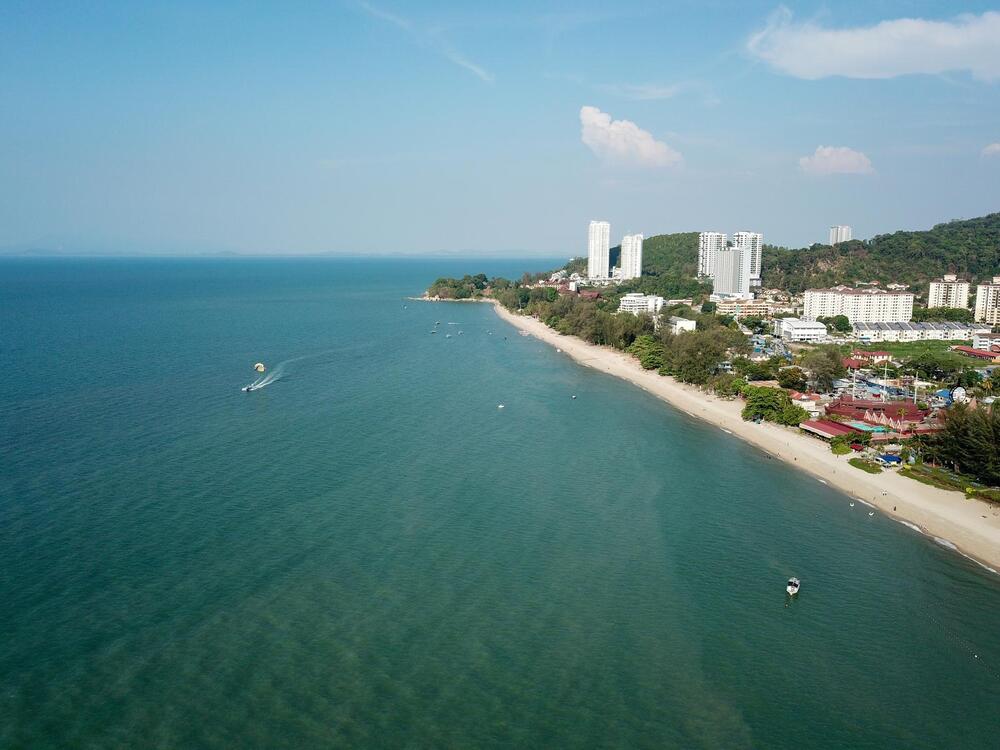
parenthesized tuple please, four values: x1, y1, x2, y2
(773, 318, 828, 342)
(972, 332, 1000, 352)
(668, 316, 697, 335)
(715, 298, 771, 319)
(853, 321, 991, 343)
(617, 292, 665, 315)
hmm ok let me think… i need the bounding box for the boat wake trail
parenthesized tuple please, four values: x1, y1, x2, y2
(244, 349, 339, 391)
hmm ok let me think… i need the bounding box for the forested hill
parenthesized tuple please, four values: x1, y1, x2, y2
(762, 213, 1000, 294)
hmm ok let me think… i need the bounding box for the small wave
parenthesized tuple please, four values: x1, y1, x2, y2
(854, 497, 875, 508)
(933, 536, 958, 551)
(897, 520, 923, 534)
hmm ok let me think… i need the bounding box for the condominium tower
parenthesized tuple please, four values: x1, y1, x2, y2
(927, 274, 970, 309)
(733, 231, 763, 286)
(803, 286, 914, 323)
(697, 232, 726, 278)
(829, 225, 852, 245)
(620, 234, 643, 280)
(713, 243, 753, 298)
(587, 221, 611, 279)
(975, 276, 1000, 325)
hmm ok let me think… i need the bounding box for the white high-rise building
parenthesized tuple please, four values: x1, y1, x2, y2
(620, 234, 643, 280)
(803, 286, 914, 323)
(829, 225, 852, 245)
(927, 274, 970, 309)
(733, 231, 763, 286)
(713, 243, 753, 299)
(698, 232, 726, 278)
(587, 221, 611, 279)
(975, 276, 1000, 325)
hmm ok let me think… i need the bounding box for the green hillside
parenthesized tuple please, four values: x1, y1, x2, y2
(762, 213, 1000, 294)
(563, 213, 1000, 297)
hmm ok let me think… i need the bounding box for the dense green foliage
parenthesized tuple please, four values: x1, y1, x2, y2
(776, 366, 807, 391)
(799, 346, 847, 392)
(911, 307, 974, 322)
(817, 315, 851, 332)
(930, 404, 1000, 486)
(741, 386, 809, 425)
(761, 213, 1000, 293)
(427, 273, 496, 299)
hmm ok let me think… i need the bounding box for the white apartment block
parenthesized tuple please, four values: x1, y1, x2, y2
(927, 274, 970, 309)
(975, 276, 1000, 325)
(668, 316, 697, 334)
(712, 243, 753, 299)
(587, 220, 611, 279)
(853, 322, 991, 344)
(973, 332, 1000, 351)
(618, 292, 665, 315)
(620, 234, 643, 280)
(803, 286, 914, 323)
(773, 318, 827, 343)
(732, 232, 763, 286)
(829, 225, 852, 245)
(697, 232, 726, 278)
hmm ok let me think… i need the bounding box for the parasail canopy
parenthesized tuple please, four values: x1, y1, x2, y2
(253, 362, 266, 373)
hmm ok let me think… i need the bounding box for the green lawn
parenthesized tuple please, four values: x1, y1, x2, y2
(848, 458, 883, 474)
(900, 464, 1000, 504)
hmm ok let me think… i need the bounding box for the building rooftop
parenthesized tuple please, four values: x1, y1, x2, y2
(807, 286, 914, 297)
(853, 321, 985, 331)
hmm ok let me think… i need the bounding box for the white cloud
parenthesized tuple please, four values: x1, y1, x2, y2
(982, 143, 1000, 158)
(579, 106, 682, 168)
(748, 8, 1000, 82)
(798, 146, 874, 176)
(358, 2, 494, 83)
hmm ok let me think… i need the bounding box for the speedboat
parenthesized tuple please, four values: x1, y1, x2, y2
(786, 577, 800, 596)
(242, 385, 255, 393)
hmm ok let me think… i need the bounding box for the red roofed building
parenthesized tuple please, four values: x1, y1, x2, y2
(826, 396, 929, 432)
(799, 420, 862, 440)
(952, 346, 1000, 362)
(842, 357, 867, 370)
(579, 290, 601, 300)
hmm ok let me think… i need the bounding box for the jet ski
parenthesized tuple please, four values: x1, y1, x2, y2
(242, 384, 255, 392)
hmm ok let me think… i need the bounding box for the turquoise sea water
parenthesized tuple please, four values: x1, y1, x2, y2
(2, 258, 999, 749)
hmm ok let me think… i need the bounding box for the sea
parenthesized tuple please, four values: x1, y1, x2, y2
(2, 258, 999, 749)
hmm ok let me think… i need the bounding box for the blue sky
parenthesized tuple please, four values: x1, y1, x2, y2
(1, 1, 998, 255)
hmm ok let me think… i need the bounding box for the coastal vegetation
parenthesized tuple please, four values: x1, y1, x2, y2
(849, 458, 883, 474)
(761, 213, 1000, 293)
(740, 385, 809, 426)
(923, 403, 1000, 488)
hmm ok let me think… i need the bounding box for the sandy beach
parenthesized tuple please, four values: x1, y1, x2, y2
(485, 302, 1000, 571)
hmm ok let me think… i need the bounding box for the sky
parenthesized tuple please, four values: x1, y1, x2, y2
(1, 0, 998, 255)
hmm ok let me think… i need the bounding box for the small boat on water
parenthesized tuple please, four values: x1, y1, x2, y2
(786, 577, 801, 596)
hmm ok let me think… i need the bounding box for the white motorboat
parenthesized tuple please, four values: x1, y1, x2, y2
(786, 577, 800, 596)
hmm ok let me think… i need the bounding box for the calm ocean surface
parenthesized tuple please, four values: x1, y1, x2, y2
(2, 258, 999, 749)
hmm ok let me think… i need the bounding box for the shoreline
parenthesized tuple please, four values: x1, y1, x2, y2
(481, 301, 1000, 572)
